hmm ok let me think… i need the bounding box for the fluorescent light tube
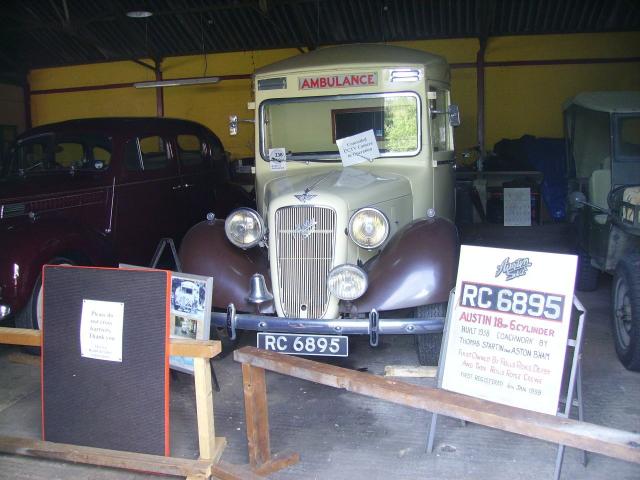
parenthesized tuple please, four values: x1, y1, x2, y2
(134, 77, 221, 88)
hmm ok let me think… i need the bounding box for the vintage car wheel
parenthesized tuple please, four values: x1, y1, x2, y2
(15, 257, 74, 353)
(611, 255, 640, 371)
(576, 252, 599, 292)
(414, 303, 446, 366)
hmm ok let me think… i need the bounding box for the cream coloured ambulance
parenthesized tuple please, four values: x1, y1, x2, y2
(180, 44, 461, 365)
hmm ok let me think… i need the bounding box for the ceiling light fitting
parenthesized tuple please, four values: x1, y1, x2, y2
(134, 77, 221, 88)
(126, 10, 153, 19)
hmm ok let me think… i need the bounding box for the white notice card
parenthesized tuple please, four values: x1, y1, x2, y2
(504, 187, 531, 226)
(80, 299, 125, 362)
(268, 148, 287, 171)
(336, 130, 380, 167)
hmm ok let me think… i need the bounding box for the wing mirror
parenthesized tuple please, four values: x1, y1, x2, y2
(228, 115, 255, 136)
(229, 115, 239, 136)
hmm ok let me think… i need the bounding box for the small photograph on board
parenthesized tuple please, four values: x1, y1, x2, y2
(173, 315, 200, 339)
(171, 277, 207, 316)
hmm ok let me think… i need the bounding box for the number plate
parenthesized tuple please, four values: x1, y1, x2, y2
(257, 333, 348, 357)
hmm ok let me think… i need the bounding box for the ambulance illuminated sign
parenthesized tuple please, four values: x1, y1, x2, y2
(298, 73, 378, 90)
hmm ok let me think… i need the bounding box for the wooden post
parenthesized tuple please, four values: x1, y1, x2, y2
(241, 363, 271, 467)
(240, 363, 299, 475)
(194, 356, 226, 463)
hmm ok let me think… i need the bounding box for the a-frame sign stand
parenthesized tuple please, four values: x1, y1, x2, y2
(427, 293, 587, 480)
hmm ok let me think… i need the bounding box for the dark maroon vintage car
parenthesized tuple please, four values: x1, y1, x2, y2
(0, 117, 246, 331)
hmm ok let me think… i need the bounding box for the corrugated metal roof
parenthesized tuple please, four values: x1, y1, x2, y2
(0, 0, 638, 78)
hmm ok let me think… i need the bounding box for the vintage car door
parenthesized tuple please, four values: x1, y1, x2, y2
(174, 133, 217, 231)
(112, 134, 181, 264)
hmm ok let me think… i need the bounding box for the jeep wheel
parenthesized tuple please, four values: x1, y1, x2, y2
(414, 303, 446, 366)
(576, 252, 599, 292)
(15, 257, 74, 353)
(611, 255, 640, 371)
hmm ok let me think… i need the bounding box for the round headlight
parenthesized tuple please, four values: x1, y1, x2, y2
(348, 208, 389, 249)
(224, 208, 265, 249)
(327, 264, 368, 301)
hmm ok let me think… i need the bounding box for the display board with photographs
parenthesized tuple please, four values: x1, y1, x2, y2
(120, 264, 213, 374)
(169, 272, 213, 374)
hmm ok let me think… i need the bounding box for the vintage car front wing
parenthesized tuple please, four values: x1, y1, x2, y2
(212, 305, 444, 347)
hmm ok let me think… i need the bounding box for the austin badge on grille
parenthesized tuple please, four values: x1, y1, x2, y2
(294, 218, 317, 238)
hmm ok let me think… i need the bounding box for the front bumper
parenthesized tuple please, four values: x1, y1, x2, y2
(212, 305, 444, 347)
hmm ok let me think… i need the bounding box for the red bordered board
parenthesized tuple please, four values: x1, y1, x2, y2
(41, 265, 171, 456)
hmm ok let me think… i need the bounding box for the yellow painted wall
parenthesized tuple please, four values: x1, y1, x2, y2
(484, 32, 640, 149)
(28, 32, 640, 158)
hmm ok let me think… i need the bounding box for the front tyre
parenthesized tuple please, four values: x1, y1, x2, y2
(15, 257, 75, 353)
(414, 303, 446, 366)
(576, 252, 599, 292)
(611, 255, 640, 371)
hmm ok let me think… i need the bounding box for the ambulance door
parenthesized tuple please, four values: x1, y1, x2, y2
(428, 85, 455, 220)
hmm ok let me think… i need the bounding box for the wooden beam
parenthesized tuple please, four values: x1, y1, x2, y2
(210, 461, 264, 480)
(0, 327, 40, 347)
(234, 347, 640, 465)
(252, 450, 300, 476)
(0, 436, 259, 480)
(0, 436, 212, 477)
(0, 328, 220, 359)
(170, 338, 221, 359)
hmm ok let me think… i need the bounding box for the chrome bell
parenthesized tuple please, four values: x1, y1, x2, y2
(246, 273, 274, 304)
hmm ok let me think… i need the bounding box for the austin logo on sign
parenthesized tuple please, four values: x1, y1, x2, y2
(495, 257, 533, 281)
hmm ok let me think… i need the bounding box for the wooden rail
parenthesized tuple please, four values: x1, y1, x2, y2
(0, 327, 220, 358)
(234, 346, 640, 466)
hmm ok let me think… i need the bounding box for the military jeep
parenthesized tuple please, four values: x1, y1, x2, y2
(566, 91, 640, 371)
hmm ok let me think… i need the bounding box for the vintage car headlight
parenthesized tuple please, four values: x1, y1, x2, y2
(327, 264, 368, 301)
(224, 208, 265, 249)
(348, 208, 389, 249)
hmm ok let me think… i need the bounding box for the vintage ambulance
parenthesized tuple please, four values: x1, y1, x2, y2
(180, 44, 460, 365)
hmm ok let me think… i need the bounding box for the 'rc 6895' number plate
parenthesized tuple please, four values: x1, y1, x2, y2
(257, 333, 348, 357)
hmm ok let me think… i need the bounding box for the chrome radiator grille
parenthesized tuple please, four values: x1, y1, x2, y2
(275, 206, 336, 318)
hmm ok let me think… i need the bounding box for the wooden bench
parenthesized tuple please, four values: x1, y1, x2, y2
(234, 345, 640, 474)
(0, 327, 256, 480)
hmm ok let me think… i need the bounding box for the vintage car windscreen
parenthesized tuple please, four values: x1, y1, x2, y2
(4, 133, 113, 177)
(614, 114, 640, 162)
(260, 92, 420, 161)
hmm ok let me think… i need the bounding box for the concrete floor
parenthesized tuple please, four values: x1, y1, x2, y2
(1, 223, 639, 479)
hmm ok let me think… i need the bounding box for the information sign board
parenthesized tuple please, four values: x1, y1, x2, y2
(440, 245, 577, 415)
(504, 187, 531, 226)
